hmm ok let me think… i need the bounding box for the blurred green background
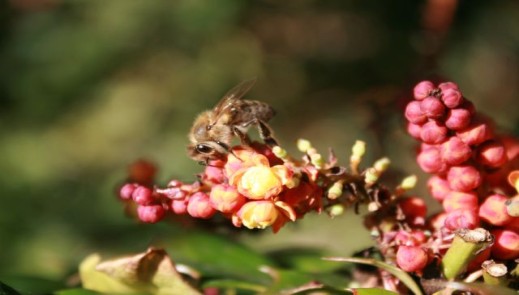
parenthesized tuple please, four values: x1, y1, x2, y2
(1, 0, 519, 281)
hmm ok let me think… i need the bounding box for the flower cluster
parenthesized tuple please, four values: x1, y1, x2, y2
(119, 143, 328, 232)
(402, 80, 519, 271)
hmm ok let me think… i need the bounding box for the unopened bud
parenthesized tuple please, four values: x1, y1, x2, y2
(400, 175, 418, 190)
(327, 181, 344, 200)
(505, 198, 519, 217)
(310, 153, 324, 169)
(272, 146, 288, 160)
(351, 140, 366, 160)
(297, 139, 312, 153)
(364, 167, 379, 186)
(329, 204, 345, 217)
(374, 157, 390, 172)
(508, 170, 519, 193)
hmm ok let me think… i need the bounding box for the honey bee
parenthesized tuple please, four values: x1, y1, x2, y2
(187, 79, 278, 164)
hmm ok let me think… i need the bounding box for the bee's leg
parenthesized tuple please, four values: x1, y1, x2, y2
(232, 126, 252, 145)
(256, 120, 278, 146)
(216, 140, 242, 160)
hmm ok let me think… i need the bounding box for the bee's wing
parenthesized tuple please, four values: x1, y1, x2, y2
(212, 78, 257, 117)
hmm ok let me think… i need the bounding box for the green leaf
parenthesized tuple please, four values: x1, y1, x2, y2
(267, 248, 348, 273)
(0, 276, 64, 295)
(203, 279, 267, 293)
(165, 232, 273, 285)
(421, 280, 517, 295)
(350, 288, 399, 295)
(0, 281, 21, 295)
(54, 288, 101, 295)
(261, 267, 351, 294)
(323, 257, 423, 295)
(79, 248, 202, 295)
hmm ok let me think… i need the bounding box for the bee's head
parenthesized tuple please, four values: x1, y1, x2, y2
(187, 142, 228, 164)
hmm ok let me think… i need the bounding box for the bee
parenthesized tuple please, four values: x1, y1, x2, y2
(187, 79, 278, 164)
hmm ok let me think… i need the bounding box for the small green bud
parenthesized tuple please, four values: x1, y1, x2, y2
(327, 181, 343, 199)
(364, 167, 379, 185)
(297, 139, 312, 153)
(329, 204, 344, 217)
(373, 157, 390, 172)
(351, 140, 366, 158)
(272, 146, 287, 159)
(310, 153, 324, 169)
(400, 175, 418, 190)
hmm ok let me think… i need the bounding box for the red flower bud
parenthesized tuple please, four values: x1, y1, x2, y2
(132, 186, 154, 205)
(405, 101, 427, 124)
(457, 122, 492, 146)
(476, 141, 507, 168)
(441, 88, 463, 108)
(395, 230, 427, 246)
(187, 192, 216, 219)
(491, 229, 519, 260)
(421, 120, 448, 144)
(396, 246, 429, 272)
(413, 80, 435, 100)
(443, 191, 479, 213)
(203, 165, 226, 183)
(417, 147, 447, 174)
(444, 209, 479, 231)
(440, 136, 472, 165)
(407, 122, 422, 140)
(447, 165, 482, 192)
(479, 194, 513, 226)
(427, 175, 450, 202)
(171, 199, 188, 214)
(119, 183, 137, 200)
(399, 197, 427, 224)
(438, 81, 459, 92)
(445, 108, 471, 131)
(128, 159, 157, 185)
(137, 204, 165, 223)
(420, 96, 445, 119)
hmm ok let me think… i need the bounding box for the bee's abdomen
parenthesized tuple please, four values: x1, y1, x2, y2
(236, 100, 275, 123)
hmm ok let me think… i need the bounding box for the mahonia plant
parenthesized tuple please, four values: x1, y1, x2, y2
(118, 80, 519, 294)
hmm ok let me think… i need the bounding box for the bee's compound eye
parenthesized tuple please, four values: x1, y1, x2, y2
(196, 144, 213, 154)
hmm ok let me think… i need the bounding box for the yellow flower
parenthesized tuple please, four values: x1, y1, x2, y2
(236, 201, 279, 229)
(230, 164, 295, 200)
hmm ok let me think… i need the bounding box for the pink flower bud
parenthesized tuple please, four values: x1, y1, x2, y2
(420, 120, 448, 144)
(444, 209, 479, 231)
(443, 191, 479, 213)
(407, 122, 422, 140)
(395, 230, 427, 246)
(427, 175, 451, 202)
(457, 122, 492, 146)
(399, 197, 427, 225)
(119, 183, 137, 200)
(440, 136, 472, 165)
(438, 81, 459, 92)
(447, 165, 482, 192)
(405, 101, 427, 124)
(209, 184, 246, 213)
(171, 199, 188, 214)
(479, 194, 513, 226)
(413, 80, 435, 100)
(396, 246, 429, 272)
(441, 88, 463, 108)
(187, 192, 216, 219)
(137, 204, 165, 223)
(428, 213, 447, 230)
(417, 147, 447, 174)
(132, 186, 154, 205)
(203, 165, 226, 183)
(491, 229, 519, 260)
(445, 108, 471, 131)
(476, 141, 507, 168)
(420, 97, 445, 119)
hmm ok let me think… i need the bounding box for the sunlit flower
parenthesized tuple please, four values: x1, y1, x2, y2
(235, 200, 296, 230)
(209, 184, 246, 213)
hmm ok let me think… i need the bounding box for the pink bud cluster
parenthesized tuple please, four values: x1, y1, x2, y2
(118, 144, 323, 233)
(405, 80, 519, 266)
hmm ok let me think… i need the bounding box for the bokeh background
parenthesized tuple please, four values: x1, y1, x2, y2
(1, 0, 519, 281)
